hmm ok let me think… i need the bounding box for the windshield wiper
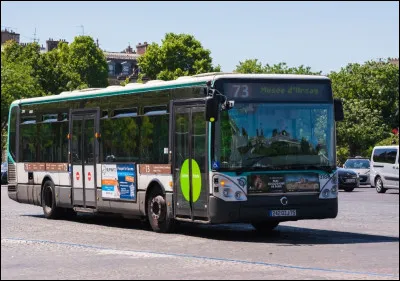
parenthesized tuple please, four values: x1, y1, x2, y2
(277, 164, 334, 174)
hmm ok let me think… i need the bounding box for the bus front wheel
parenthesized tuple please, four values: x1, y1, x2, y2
(42, 180, 62, 219)
(147, 191, 175, 233)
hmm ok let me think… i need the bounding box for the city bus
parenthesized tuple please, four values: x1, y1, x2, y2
(7, 73, 344, 233)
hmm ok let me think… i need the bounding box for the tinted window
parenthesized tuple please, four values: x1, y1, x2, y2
(101, 116, 140, 162)
(373, 148, 398, 164)
(140, 115, 169, 164)
(20, 123, 37, 162)
(344, 159, 370, 169)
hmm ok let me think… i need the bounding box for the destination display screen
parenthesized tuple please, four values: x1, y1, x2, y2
(220, 80, 332, 102)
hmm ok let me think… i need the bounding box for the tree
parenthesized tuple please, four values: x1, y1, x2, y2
(234, 60, 322, 75)
(234, 59, 264, 73)
(66, 36, 109, 88)
(138, 33, 220, 80)
(37, 42, 82, 95)
(329, 60, 399, 131)
(1, 42, 44, 132)
(264, 62, 322, 75)
(1, 36, 109, 151)
(336, 99, 388, 157)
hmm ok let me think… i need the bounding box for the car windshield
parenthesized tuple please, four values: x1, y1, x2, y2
(344, 159, 370, 169)
(214, 103, 335, 171)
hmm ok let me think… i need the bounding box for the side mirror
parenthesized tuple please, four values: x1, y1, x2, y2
(334, 98, 344, 121)
(205, 95, 219, 122)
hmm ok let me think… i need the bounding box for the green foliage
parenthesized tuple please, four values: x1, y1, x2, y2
(137, 33, 220, 80)
(120, 77, 130, 86)
(329, 59, 399, 156)
(336, 99, 388, 156)
(1, 36, 109, 151)
(67, 36, 109, 88)
(376, 133, 399, 146)
(234, 59, 264, 74)
(1, 43, 44, 131)
(329, 60, 399, 130)
(336, 145, 349, 166)
(234, 60, 322, 75)
(264, 62, 322, 75)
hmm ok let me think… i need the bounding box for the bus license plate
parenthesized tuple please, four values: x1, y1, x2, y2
(269, 210, 296, 217)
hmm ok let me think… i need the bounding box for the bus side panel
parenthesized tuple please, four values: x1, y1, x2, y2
(16, 163, 28, 184)
(13, 184, 41, 206)
(96, 189, 111, 212)
(56, 186, 72, 208)
(13, 163, 41, 206)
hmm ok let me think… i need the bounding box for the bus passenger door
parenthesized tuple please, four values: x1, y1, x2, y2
(70, 109, 99, 209)
(172, 101, 209, 221)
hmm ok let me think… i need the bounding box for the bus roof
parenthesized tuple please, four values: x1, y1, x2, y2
(11, 73, 330, 106)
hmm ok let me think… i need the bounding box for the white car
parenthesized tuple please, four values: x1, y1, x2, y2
(370, 145, 399, 193)
(343, 157, 371, 186)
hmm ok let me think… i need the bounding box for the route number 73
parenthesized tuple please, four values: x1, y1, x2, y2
(232, 85, 249, 98)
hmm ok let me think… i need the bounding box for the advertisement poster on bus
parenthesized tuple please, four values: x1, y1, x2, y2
(101, 164, 136, 201)
(285, 173, 319, 192)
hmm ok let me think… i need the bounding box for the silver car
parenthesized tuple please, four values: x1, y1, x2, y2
(343, 157, 371, 186)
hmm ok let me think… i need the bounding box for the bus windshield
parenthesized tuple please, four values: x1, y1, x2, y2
(215, 103, 335, 172)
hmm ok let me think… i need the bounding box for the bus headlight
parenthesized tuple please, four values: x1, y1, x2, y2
(235, 191, 242, 200)
(331, 185, 337, 194)
(322, 189, 330, 198)
(223, 188, 231, 197)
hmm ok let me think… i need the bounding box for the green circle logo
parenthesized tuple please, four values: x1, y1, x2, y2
(180, 159, 202, 202)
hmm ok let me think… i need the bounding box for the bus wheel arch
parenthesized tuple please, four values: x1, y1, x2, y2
(145, 181, 174, 233)
(40, 176, 55, 205)
(41, 178, 62, 219)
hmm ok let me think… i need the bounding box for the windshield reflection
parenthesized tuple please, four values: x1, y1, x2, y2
(215, 103, 335, 170)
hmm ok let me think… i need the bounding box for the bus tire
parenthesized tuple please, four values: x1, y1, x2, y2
(375, 177, 387, 193)
(252, 221, 280, 233)
(147, 190, 175, 233)
(42, 180, 62, 219)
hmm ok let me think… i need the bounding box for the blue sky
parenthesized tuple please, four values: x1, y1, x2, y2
(1, 1, 399, 74)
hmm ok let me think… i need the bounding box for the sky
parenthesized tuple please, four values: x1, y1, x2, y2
(1, 1, 399, 74)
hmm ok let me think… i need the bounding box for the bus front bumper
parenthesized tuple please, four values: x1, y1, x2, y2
(208, 194, 338, 224)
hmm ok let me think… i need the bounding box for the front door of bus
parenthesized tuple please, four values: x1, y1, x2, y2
(70, 109, 99, 208)
(172, 102, 208, 221)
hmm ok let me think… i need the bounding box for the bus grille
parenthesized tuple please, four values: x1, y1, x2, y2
(7, 160, 17, 185)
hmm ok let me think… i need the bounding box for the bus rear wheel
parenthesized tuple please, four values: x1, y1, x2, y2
(42, 180, 62, 219)
(147, 191, 175, 233)
(252, 221, 280, 233)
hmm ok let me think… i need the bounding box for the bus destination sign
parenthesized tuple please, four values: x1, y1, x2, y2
(222, 81, 332, 102)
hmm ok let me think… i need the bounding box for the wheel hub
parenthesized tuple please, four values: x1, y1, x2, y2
(150, 198, 161, 219)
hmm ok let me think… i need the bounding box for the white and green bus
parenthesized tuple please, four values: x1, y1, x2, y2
(7, 73, 344, 233)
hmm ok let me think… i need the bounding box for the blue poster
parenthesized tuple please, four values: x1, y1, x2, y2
(117, 164, 136, 200)
(101, 163, 136, 200)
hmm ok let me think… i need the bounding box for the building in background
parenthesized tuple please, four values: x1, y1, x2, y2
(105, 42, 149, 85)
(1, 29, 20, 44)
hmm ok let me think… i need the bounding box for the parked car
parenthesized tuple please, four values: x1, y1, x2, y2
(337, 167, 359, 192)
(370, 145, 399, 193)
(343, 157, 371, 186)
(1, 162, 7, 185)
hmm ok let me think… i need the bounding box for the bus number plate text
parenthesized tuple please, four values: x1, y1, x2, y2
(269, 210, 297, 217)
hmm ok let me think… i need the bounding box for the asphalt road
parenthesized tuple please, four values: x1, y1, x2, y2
(1, 185, 399, 280)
